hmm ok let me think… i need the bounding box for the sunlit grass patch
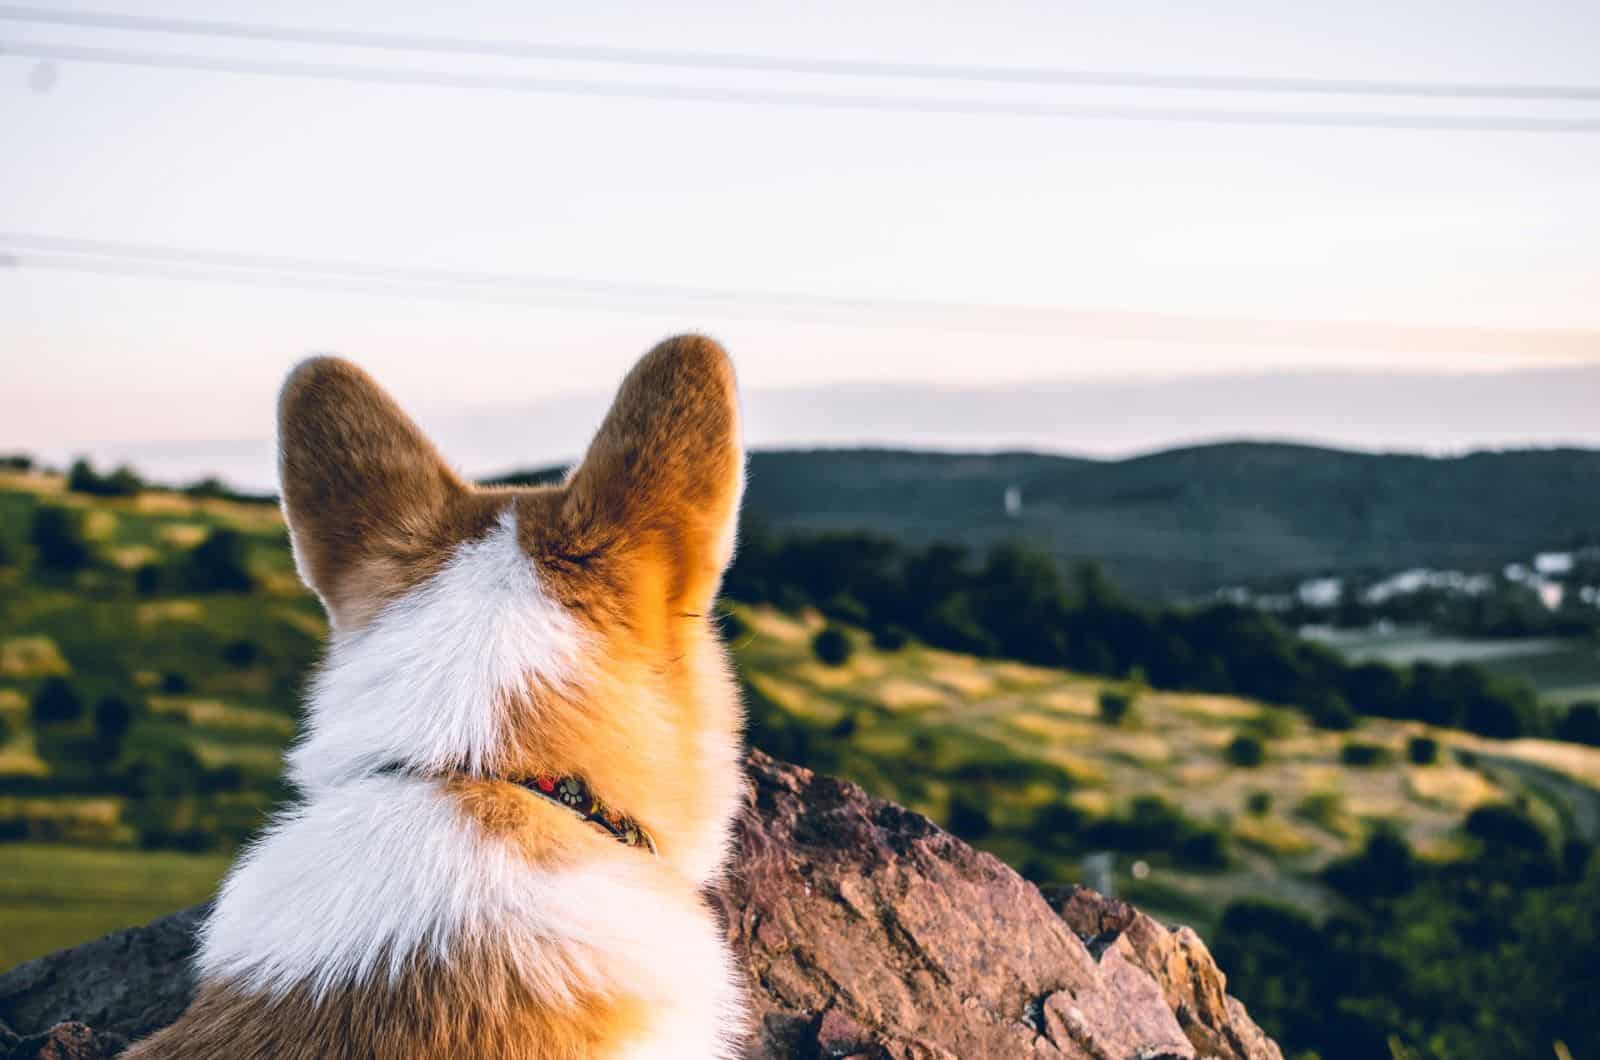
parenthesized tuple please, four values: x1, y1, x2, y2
(873, 677, 946, 711)
(1006, 710, 1095, 745)
(925, 662, 997, 698)
(0, 635, 70, 678)
(148, 697, 295, 736)
(1478, 737, 1600, 790)
(1164, 692, 1265, 722)
(739, 606, 816, 645)
(1034, 688, 1098, 718)
(79, 509, 119, 542)
(1406, 765, 1503, 811)
(1034, 747, 1109, 787)
(746, 672, 840, 723)
(158, 523, 208, 548)
(135, 600, 206, 625)
(0, 796, 132, 844)
(188, 740, 283, 775)
(1234, 814, 1319, 856)
(0, 731, 48, 777)
(790, 658, 863, 689)
(1294, 790, 1362, 841)
(107, 544, 158, 570)
(1173, 761, 1227, 788)
(986, 660, 1060, 688)
(1100, 731, 1174, 766)
(1068, 789, 1115, 817)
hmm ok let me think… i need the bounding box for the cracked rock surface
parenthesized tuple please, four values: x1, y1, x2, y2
(0, 750, 1280, 1060)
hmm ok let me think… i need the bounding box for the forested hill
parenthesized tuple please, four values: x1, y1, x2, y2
(492, 443, 1600, 599)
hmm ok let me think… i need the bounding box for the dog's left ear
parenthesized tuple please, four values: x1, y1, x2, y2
(562, 335, 744, 619)
(277, 356, 465, 630)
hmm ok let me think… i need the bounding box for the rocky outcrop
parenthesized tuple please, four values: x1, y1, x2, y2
(0, 751, 1280, 1059)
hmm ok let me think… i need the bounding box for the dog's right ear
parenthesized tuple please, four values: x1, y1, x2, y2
(277, 356, 464, 630)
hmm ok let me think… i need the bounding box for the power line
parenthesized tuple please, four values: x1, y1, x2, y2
(4, 232, 1598, 359)
(5, 39, 1597, 133)
(1, 3, 1596, 102)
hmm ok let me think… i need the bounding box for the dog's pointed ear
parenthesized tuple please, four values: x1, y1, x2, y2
(563, 335, 744, 618)
(277, 356, 464, 629)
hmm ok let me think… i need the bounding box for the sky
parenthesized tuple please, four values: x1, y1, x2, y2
(2, 0, 1599, 469)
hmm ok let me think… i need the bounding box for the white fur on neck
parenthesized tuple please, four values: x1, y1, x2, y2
(200, 777, 746, 1058)
(288, 506, 581, 789)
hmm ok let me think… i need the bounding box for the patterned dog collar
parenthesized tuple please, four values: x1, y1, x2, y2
(371, 763, 655, 855)
(517, 772, 657, 854)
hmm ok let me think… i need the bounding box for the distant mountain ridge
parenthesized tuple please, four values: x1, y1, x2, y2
(496, 442, 1600, 598)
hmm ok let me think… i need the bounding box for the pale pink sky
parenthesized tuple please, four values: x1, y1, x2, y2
(2, 0, 1598, 452)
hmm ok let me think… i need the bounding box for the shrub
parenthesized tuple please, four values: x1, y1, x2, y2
(1307, 690, 1357, 731)
(1556, 702, 1600, 747)
(1227, 735, 1266, 767)
(92, 694, 137, 756)
(0, 453, 33, 470)
(947, 794, 991, 839)
(160, 670, 192, 694)
(66, 458, 142, 497)
(1340, 741, 1392, 767)
(871, 625, 910, 652)
(1098, 688, 1135, 726)
(1323, 826, 1416, 899)
(811, 626, 853, 667)
(29, 505, 91, 572)
(1243, 707, 1295, 741)
(1246, 790, 1273, 816)
(0, 711, 11, 744)
(1464, 804, 1549, 856)
(1178, 828, 1231, 870)
(133, 563, 164, 596)
(1027, 801, 1085, 848)
(182, 529, 255, 592)
(829, 713, 858, 739)
(31, 677, 85, 726)
(221, 639, 261, 668)
(1407, 735, 1441, 765)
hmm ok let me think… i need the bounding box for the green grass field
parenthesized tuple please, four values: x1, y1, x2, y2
(4, 468, 1599, 973)
(0, 843, 230, 969)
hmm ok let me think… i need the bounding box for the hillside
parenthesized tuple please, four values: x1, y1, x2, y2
(2, 466, 1596, 944)
(492, 443, 1600, 598)
(3, 469, 1598, 1056)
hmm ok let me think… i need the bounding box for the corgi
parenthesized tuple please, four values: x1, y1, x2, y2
(125, 336, 750, 1059)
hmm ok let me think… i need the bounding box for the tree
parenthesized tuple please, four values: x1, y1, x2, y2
(1556, 702, 1600, 747)
(182, 529, 255, 592)
(29, 505, 91, 572)
(811, 626, 853, 667)
(32, 677, 85, 726)
(1227, 735, 1265, 767)
(1098, 687, 1135, 726)
(66, 458, 142, 497)
(1407, 735, 1441, 764)
(93, 694, 137, 757)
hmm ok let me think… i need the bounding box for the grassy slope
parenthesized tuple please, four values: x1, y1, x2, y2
(0, 843, 229, 969)
(732, 606, 1600, 931)
(2, 472, 1599, 968)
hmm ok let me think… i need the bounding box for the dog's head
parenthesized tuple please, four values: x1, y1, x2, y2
(276, 335, 745, 882)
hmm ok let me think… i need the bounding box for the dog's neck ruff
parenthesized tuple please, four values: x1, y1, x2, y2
(377, 763, 656, 854)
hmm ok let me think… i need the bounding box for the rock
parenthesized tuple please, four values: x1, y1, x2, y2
(2, 1021, 126, 1060)
(0, 752, 1281, 1059)
(0, 906, 205, 1044)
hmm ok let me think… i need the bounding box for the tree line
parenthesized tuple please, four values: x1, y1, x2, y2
(723, 524, 1561, 741)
